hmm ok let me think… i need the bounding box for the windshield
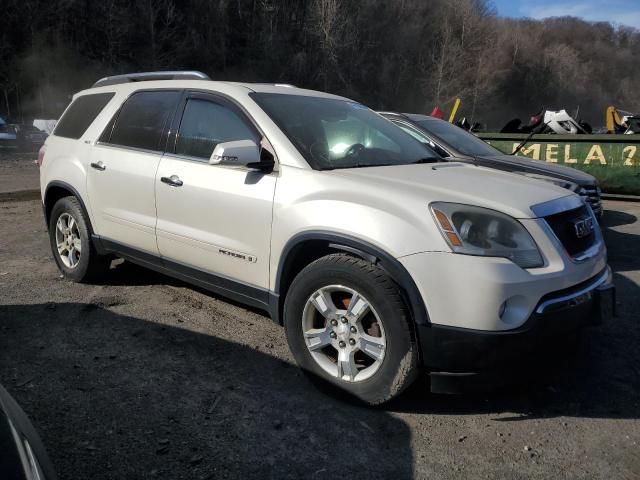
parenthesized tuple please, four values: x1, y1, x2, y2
(415, 119, 500, 157)
(251, 93, 439, 170)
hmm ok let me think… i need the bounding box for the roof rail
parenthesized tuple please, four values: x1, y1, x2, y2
(249, 83, 297, 88)
(92, 71, 210, 88)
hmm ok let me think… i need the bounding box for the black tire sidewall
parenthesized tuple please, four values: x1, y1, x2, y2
(284, 256, 417, 404)
(49, 197, 94, 282)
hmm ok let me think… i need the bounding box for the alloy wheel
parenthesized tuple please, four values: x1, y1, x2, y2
(55, 213, 82, 269)
(301, 285, 386, 382)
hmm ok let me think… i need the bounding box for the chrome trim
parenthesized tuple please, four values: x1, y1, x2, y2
(163, 152, 210, 164)
(536, 199, 604, 264)
(161, 152, 278, 174)
(535, 267, 612, 314)
(570, 202, 603, 263)
(571, 242, 602, 263)
(94, 142, 163, 156)
(530, 194, 584, 218)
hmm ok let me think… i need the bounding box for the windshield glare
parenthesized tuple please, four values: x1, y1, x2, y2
(415, 119, 500, 157)
(251, 93, 439, 169)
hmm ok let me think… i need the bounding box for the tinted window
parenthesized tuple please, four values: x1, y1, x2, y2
(175, 99, 256, 159)
(415, 119, 500, 157)
(53, 93, 115, 139)
(252, 93, 439, 170)
(109, 91, 180, 151)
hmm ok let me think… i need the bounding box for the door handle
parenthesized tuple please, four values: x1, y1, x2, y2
(161, 175, 183, 187)
(90, 161, 106, 171)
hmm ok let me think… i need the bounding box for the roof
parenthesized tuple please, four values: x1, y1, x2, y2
(404, 113, 437, 122)
(378, 111, 439, 123)
(76, 78, 349, 102)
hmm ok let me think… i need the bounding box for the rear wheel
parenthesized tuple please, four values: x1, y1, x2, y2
(49, 196, 110, 282)
(284, 253, 419, 405)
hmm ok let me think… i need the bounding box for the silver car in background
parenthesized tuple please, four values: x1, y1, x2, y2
(380, 112, 603, 218)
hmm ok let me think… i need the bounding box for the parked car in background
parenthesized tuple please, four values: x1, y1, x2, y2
(14, 124, 49, 152)
(39, 72, 613, 404)
(0, 384, 57, 479)
(0, 123, 17, 148)
(380, 112, 603, 218)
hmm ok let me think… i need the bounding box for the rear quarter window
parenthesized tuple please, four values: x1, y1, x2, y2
(53, 92, 115, 139)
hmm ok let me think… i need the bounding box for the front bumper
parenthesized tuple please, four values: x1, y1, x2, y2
(417, 266, 615, 392)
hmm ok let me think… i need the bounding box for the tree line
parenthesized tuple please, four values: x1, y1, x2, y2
(1, 0, 638, 129)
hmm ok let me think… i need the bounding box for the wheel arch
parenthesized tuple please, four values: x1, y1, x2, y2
(43, 181, 95, 236)
(273, 231, 430, 329)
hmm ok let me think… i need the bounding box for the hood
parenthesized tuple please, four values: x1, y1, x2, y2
(332, 162, 573, 219)
(477, 154, 597, 185)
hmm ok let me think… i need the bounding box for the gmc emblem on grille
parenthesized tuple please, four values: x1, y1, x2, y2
(573, 217, 594, 238)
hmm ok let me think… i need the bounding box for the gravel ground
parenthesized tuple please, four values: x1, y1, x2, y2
(0, 198, 639, 479)
(0, 151, 40, 195)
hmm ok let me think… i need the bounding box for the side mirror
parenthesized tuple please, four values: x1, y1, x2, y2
(209, 140, 260, 167)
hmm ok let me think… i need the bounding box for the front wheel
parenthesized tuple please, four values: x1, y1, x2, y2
(49, 196, 110, 282)
(284, 253, 419, 405)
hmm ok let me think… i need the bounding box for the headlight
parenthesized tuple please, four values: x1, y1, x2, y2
(519, 173, 580, 192)
(430, 202, 544, 268)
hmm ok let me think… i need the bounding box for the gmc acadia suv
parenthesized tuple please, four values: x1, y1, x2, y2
(39, 71, 615, 404)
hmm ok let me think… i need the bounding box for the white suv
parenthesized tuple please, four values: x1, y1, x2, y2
(39, 71, 615, 404)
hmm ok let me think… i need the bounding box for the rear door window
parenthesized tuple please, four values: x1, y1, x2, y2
(107, 91, 181, 152)
(174, 98, 257, 160)
(53, 92, 115, 139)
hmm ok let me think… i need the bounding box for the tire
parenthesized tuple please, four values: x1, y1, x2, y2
(49, 196, 110, 282)
(284, 253, 419, 405)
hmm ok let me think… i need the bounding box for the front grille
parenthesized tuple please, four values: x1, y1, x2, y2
(544, 205, 597, 257)
(579, 185, 602, 217)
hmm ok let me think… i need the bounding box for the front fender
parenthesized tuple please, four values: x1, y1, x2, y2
(269, 167, 448, 266)
(269, 166, 450, 326)
(274, 230, 430, 327)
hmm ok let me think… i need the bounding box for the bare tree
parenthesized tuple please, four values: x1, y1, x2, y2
(1, 0, 639, 125)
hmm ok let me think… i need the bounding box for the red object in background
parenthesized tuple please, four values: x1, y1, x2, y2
(431, 106, 445, 119)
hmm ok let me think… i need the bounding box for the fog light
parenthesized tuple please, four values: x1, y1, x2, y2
(498, 301, 507, 319)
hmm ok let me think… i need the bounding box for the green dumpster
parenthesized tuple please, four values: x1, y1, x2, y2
(476, 133, 640, 195)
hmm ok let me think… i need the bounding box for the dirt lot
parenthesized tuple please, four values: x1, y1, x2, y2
(0, 151, 40, 197)
(0, 197, 639, 479)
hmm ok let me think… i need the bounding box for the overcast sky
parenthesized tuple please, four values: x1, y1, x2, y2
(491, 0, 640, 29)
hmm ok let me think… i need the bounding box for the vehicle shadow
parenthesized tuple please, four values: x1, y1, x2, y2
(81, 204, 640, 428)
(99, 260, 271, 319)
(600, 208, 639, 273)
(390, 204, 640, 421)
(0, 302, 414, 480)
(97, 259, 185, 288)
